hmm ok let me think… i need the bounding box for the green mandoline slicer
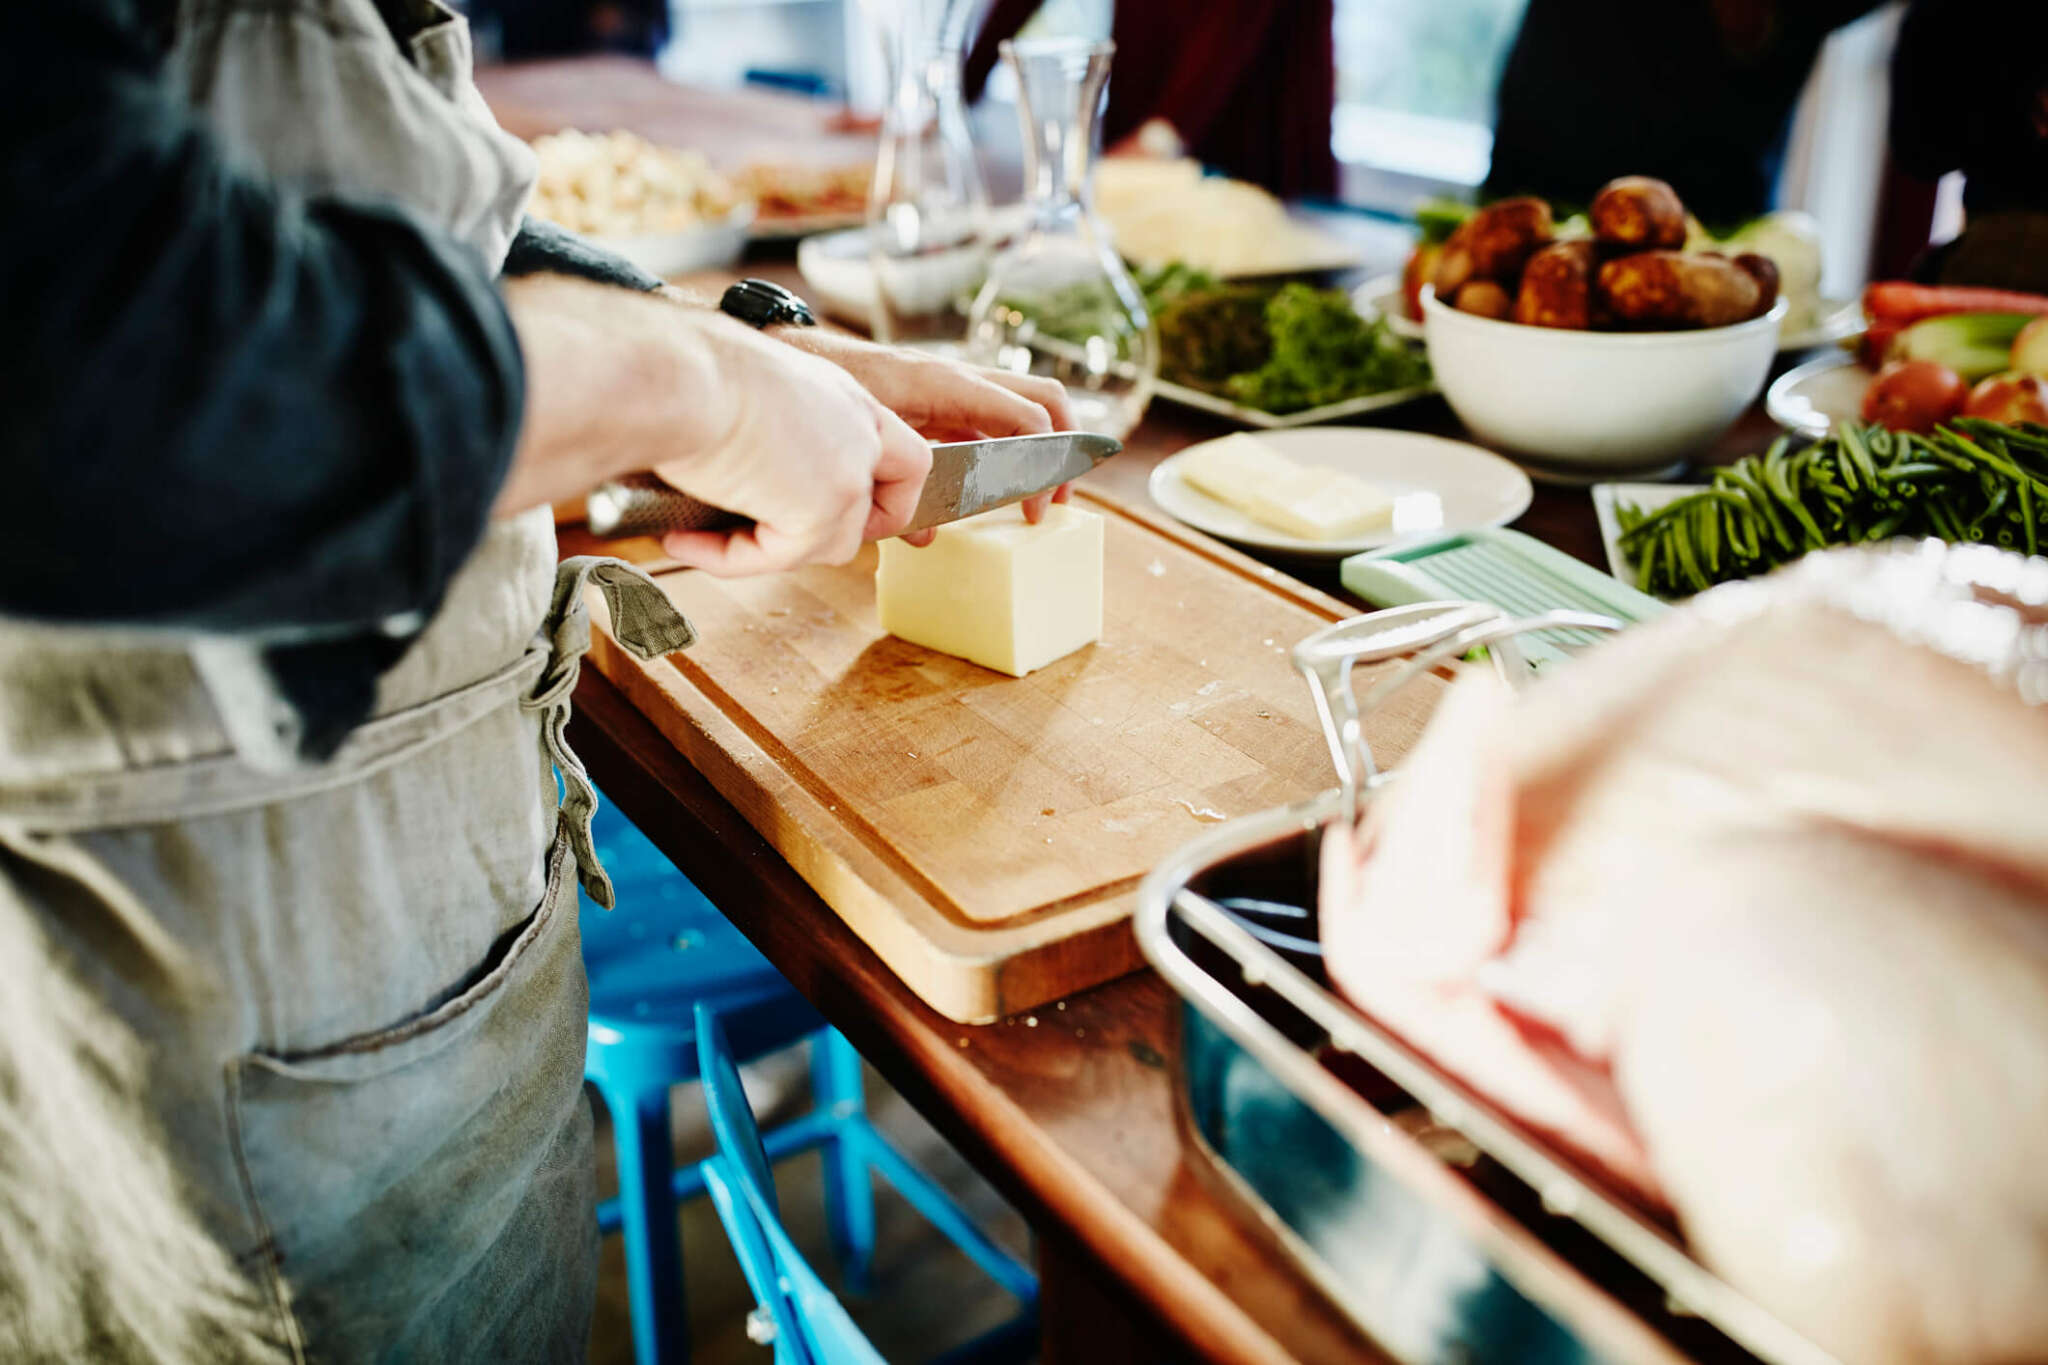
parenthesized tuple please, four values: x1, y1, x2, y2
(1339, 526, 1667, 671)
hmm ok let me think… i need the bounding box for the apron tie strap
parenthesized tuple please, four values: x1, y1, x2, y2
(526, 556, 695, 908)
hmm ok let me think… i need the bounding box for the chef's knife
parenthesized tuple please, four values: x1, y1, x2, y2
(584, 431, 1122, 540)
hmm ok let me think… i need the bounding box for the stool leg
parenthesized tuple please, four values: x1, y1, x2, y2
(811, 1029, 876, 1295)
(602, 1080, 690, 1365)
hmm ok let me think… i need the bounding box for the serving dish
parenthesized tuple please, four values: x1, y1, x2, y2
(1149, 375, 1438, 430)
(1591, 482, 1706, 594)
(587, 204, 754, 279)
(1134, 607, 1843, 1365)
(1765, 353, 1869, 441)
(1149, 429, 1531, 560)
(1361, 274, 1857, 356)
(734, 162, 871, 241)
(1422, 286, 1784, 482)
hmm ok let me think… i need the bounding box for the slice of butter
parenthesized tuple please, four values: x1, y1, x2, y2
(1177, 434, 1393, 540)
(876, 504, 1104, 677)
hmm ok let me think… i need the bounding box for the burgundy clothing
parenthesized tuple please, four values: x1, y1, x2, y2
(967, 0, 1337, 199)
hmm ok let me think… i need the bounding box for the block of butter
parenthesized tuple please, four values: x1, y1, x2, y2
(876, 504, 1104, 677)
(1176, 433, 1393, 540)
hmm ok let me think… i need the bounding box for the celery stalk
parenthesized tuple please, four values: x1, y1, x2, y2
(1890, 312, 2036, 381)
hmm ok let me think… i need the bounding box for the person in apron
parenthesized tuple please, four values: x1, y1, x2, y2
(0, 1, 1066, 1361)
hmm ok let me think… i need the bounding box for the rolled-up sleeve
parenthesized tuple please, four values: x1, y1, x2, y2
(0, 0, 523, 643)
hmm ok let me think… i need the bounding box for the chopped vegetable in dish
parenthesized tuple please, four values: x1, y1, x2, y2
(1157, 282, 1430, 414)
(1222, 284, 1430, 413)
(1618, 419, 2048, 597)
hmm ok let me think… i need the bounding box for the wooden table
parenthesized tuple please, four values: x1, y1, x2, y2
(496, 57, 1796, 1365)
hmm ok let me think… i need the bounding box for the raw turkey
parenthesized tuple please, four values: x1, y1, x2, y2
(1319, 544, 2048, 1365)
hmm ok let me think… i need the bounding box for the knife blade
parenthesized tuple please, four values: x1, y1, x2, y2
(584, 431, 1122, 540)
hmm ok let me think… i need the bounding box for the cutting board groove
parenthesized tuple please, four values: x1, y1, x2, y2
(589, 486, 1438, 1022)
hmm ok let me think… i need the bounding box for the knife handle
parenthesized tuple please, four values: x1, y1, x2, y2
(586, 474, 748, 539)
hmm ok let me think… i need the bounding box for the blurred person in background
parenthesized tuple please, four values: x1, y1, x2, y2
(1485, 0, 1885, 224)
(1889, 0, 2048, 291)
(965, 0, 1338, 198)
(0, 1, 1065, 1359)
(463, 0, 668, 59)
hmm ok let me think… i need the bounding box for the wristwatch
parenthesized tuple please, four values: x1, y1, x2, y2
(719, 278, 818, 329)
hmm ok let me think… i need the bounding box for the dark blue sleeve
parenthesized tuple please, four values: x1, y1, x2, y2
(0, 0, 523, 644)
(504, 216, 665, 293)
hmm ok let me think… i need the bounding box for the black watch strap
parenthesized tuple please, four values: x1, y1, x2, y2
(719, 278, 818, 329)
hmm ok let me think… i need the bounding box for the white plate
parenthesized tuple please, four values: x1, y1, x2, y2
(1358, 273, 1862, 357)
(1590, 482, 1705, 594)
(1151, 376, 1437, 429)
(1150, 429, 1532, 559)
(1767, 352, 1870, 440)
(752, 210, 865, 242)
(1778, 296, 1863, 352)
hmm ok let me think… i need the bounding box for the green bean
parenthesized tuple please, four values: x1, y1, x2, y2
(1615, 419, 2048, 597)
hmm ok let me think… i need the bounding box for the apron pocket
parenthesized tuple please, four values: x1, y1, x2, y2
(228, 832, 597, 1363)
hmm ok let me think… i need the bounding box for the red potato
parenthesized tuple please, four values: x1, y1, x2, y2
(1597, 250, 1760, 329)
(1963, 372, 2048, 425)
(1513, 239, 1598, 329)
(1731, 253, 1781, 320)
(1453, 279, 1514, 320)
(1433, 197, 1553, 297)
(1862, 360, 1968, 433)
(1590, 176, 1688, 251)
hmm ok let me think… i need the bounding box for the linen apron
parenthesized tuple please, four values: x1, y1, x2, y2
(0, 2, 694, 1359)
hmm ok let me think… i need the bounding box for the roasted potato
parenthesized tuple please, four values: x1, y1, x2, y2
(1513, 239, 1598, 329)
(1433, 225, 1477, 299)
(1597, 250, 1762, 329)
(1470, 197, 1553, 280)
(1731, 252, 1782, 319)
(1590, 176, 1688, 252)
(1453, 280, 1514, 320)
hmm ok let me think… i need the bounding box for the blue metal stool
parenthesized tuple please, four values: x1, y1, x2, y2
(695, 1003, 1040, 1365)
(582, 801, 878, 1365)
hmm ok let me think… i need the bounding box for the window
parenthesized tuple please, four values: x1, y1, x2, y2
(1331, 0, 1529, 206)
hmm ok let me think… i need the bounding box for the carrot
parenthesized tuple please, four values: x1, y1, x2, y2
(1864, 282, 2048, 326)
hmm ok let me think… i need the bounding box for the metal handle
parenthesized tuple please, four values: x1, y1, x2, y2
(1289, 603, 1500, 822)
(1292, 604, 1626, 831)
(586, 474, 747, 539)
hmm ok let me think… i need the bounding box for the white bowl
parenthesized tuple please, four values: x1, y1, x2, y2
(1422, 286, 1785, 478)
(590, 204, 755, 280)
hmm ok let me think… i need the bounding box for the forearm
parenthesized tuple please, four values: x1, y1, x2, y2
(492, 274, 743, 517)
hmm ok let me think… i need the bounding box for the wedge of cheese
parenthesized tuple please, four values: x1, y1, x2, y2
(1177, 434, 1393, 540)
(876, 504, 1104, 677)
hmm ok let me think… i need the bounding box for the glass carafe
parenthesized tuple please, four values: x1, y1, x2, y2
(863, 0, 990, 347)
(967, 38, 1156, 437)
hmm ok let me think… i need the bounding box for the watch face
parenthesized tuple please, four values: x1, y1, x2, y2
(723, 279, 816, 328)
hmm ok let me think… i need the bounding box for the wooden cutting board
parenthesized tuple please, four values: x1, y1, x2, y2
(587, 488, 1441, 1023)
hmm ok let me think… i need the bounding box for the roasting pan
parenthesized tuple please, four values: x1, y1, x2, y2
(1133, 606, 1844, 1365)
